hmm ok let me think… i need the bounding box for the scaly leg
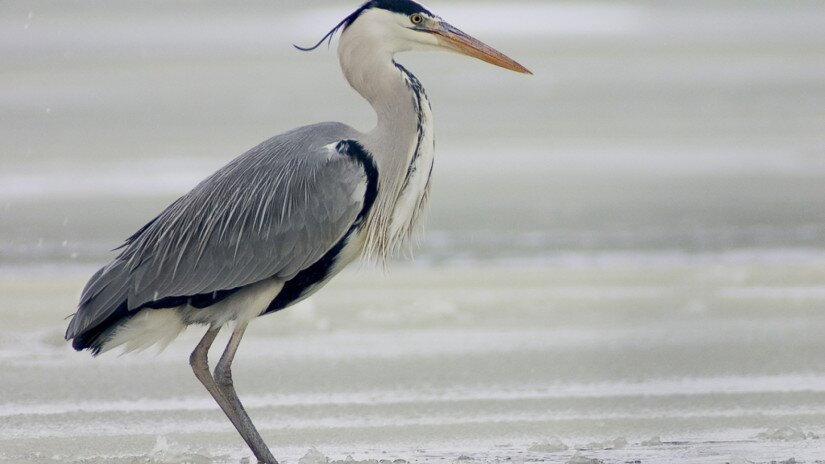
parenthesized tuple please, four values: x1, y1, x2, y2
(189, 326, 277, 464)
(213, 322, 278, 464)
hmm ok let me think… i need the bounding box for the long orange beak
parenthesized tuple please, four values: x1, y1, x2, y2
(427, 21, 532, 75)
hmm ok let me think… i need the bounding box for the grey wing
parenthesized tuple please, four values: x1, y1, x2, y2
(127, 123, 368, 308)
(67, 122, 369, 338)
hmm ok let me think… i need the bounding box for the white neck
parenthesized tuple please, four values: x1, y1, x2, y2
(338, 13, 436, 260)
(339, 43, 420, 155)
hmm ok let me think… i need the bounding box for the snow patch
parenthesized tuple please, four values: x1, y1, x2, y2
(641, 436, 663, 446)
(149, 436, 220, 464)
(298, 448, 410, 464)
(728, 457, 754, 464)
(575, 437, 627, 450)
(566, 452, 604, 464)
(528, 437, 570, 452)
(299, 448, 329, 464)
(754, 427, 819, 441)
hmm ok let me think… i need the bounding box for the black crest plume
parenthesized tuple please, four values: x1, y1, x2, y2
(294, 8, 363, 52)
(294, 0, 433, 52)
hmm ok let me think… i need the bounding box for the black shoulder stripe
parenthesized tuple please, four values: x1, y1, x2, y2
(336, 139, 379, 225)
(265, 140, 378, 314)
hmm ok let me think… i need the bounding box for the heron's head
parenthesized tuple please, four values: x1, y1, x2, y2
(297, 0, 531, 75)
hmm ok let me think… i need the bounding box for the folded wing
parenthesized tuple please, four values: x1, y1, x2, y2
(66, 122, 370, 342)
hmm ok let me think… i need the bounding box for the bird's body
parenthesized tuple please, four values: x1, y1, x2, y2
(70, 123, 381, 353)
(65, 1, 528, 462)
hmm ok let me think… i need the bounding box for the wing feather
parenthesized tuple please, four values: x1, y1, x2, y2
(67, 122, 369, 339)
(126, 122, 366, 309)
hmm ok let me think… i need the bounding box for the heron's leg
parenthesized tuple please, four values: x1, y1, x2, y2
(213, 322, 277, 464)
(189, 327, 234, 414)
(190, 327, 274, 463)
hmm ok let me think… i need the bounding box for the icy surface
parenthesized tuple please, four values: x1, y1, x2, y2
(2, 264, 825, 463)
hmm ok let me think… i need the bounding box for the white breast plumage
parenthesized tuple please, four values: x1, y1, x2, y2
(387, 64, 435, 251)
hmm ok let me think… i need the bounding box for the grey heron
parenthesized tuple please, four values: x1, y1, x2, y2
(65, 1, 530, 462)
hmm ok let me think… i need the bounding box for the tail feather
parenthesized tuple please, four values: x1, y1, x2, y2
(70, 301, 131, 354)
(66, 259, 132, 353)
(98, 308, 186, 354)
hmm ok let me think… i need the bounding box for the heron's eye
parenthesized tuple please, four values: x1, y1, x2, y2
(410, 14, 424, 25)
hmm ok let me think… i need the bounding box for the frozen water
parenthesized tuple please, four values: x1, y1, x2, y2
(2, 264, 825, 463)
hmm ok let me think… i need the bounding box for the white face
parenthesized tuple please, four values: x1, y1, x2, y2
(338, 5, 531, 75)
(343, 8, 442, 53)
